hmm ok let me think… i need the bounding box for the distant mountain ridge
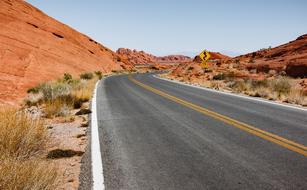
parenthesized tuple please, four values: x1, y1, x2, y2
(116, 48, 192, 65)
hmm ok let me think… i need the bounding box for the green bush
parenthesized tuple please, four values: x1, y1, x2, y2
(94, 71, 102, 79)
(63, 73, 72, 82)
(187, 66, 193, 71)
(27, 87, 39, 94)
(80, 72, 94, 80)
(213, 73, 225, 80)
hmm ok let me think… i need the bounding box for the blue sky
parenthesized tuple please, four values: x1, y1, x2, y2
(27, 0, 307, 56)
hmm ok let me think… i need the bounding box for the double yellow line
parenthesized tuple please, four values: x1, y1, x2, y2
(128, 75, 307, 156)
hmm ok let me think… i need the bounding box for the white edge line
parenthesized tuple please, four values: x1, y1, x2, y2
(153, 75, 307, 112)
(91, 80, 104, 190)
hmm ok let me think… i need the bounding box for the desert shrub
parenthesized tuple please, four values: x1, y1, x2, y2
(24, 93, 43, 107)
(250, 79, 269, 89)
(27, 87, 40, 94)
(40, 82, 72, 101)
(0, 159, 57, 190)
(213, 73, 226, 80)
(229, 80, 250, 92)
(80, 72, 94, 80)
(44, 95, 74, 118)
(63, 73, 72, 82)
(271, 77, 291, 95)
(253, 87, 270, 98)
(0, 108, 47, 159)
(286, 89, 307, 105)
(187, 66, 193, 71)
(94, 71, 103, 79)
(73, 98, 83, 109)
(71, 78, 96, 103)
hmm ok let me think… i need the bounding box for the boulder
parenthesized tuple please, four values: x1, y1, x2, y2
(286, 61, 307, 78)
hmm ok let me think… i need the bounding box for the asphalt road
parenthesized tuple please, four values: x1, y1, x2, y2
(95, 73, 307, 190)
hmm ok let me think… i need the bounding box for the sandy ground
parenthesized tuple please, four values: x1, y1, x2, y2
(46, 114, 89, 190)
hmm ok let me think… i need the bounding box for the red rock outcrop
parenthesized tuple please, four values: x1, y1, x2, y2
(116, 48, 191, 65)
(0, 0, 131, 105)
(286, 61, 307, 78)
(157, 55, 192, 63)
(117, 48, 156, 65)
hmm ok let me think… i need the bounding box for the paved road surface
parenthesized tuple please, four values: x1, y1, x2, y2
(94, 73, 307, 190)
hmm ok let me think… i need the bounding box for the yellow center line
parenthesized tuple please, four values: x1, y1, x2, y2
(128, 75, 307, 156)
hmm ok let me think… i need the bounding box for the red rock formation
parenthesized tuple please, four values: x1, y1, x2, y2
(286, 61, 307, 78)
(116, 48, 191, 65)
(0, 0, 131, 105)
(157, 55, 192, 63)
(117, 48, 156, 65)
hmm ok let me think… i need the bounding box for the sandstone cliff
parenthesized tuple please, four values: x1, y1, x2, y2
(0, 0, 130, 105)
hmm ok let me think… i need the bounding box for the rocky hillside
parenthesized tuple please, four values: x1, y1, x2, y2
(0, 0, 131, 105)
(235, 34, 307, 78)
(117, 48, 191, 65)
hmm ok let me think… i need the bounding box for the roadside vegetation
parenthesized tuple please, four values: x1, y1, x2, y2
(25, 72, 99, 118)
(226, 76, 307, 105)
(0, 108, 57, 190)
(0, 71, 102, 189)
(163, 72, 307, 106)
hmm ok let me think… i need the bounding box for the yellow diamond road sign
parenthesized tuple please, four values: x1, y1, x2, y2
(199, 50, 211, 68)
(199, 50, 211, 62)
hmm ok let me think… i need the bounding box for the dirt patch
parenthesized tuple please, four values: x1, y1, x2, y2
(46, 115, 89, 190)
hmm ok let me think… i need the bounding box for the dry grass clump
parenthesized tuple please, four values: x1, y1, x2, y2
(0, 108, 47, 159)
(0, 108, 57, 190)
(72, 77, 97, 99)
(286, 89, 307, 105)
(270, 77, 291, 95)
(44, 98, 73, 118)
(0, 159, 57, 190)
